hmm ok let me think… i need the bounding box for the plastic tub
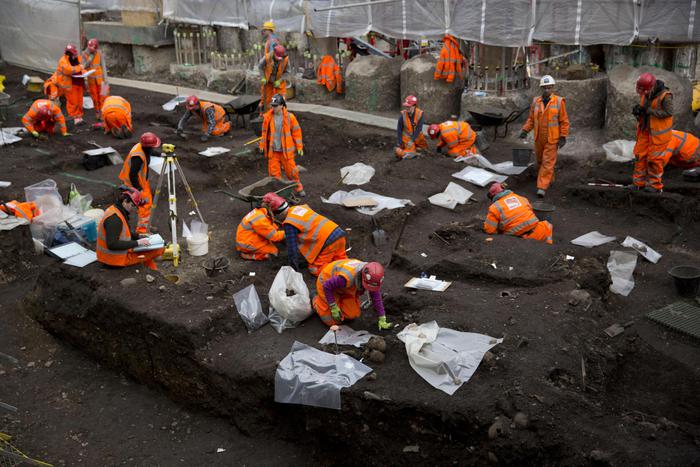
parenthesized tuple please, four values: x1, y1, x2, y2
(668, 265, 700, 298)
(25, 179, 61, 205)
(188, 233, 209, 256)
(512, 148, 533, 167)
(532, 202, 555, 223)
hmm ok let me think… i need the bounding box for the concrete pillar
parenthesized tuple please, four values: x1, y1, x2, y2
(132, 45, 175, 74)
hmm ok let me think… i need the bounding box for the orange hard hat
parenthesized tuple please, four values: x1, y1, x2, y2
(361, 262, 384, 292)
(140, 132, 161, 148)
(636, 73, 656, 95)
(185, 95, 199, 110)
(428, 123, 441, 139)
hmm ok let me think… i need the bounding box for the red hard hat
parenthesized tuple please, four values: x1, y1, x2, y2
(402, 95, 418, 107)
(487, 182, 505, 200)
(361, 262, 384, 292)
(140, 132, 161, 148)
(428, 123, 441, 139)
(636, 72, 656, 95)
(262, 192, 288, 213)
(87, 39, 99, 52)
(121, 186, 145, 206)
(185, 95, 199, 110)
(65, 44, 78, 57)
(36, 105, 52, 120)
(273, 44, 286, 60)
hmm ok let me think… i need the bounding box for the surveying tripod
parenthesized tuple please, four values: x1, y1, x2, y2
(148, 143, 205, 267)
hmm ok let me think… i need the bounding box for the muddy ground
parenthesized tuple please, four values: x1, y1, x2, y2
(1, 64, 700, 466)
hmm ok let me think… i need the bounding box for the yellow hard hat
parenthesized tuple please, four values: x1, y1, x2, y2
(263, 21, 275, 32)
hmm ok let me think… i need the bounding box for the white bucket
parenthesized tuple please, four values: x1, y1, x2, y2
(188, 233, 209, 256)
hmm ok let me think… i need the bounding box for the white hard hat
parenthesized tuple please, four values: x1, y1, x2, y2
(540, 75, 555, 87)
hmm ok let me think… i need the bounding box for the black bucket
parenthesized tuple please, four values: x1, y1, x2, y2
(250, 116, 263, 137)
(668, 265, 700, 298)
(512, 148, 533, 166)
(532, 202, 555, 222)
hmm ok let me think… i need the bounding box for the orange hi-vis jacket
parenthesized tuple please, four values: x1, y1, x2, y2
(0, 200, 38, 222)
(198, 101, 229, 136)
(434, 34, 464, 83)
(638, 90, 673, 156)
(81, 49, 106, 82)
(664, 130, 700, 166)
(438, 121, 476, 157)
(317, 55, 343, 93)
(55, 55, 83, 92)
(236, 207, 285, 258)
(523, 94, 570, 145)
(319, 259, 363, 293)
(22, 99, 67, 135)
(96, 205, 131, 266)
(119, 143, 148, 189)
(259, 107, 303, 158)
(44, 74, 59, 99)
(101, 96, 132, 131)
(283, 204, 340, 264)
(264, 52, 288, 82)
(483, 190, 553, 244)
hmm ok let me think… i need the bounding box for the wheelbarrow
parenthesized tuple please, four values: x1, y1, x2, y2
(222, 94, 261, 130)
(216, 176, 300, 210)
(467, 105, 530, 139)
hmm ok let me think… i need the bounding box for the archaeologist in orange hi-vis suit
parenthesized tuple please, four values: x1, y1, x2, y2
(663, 130, 700, 169)
(273, 197, 348, 276)
(22, 99, 69, 137)
(236, 193, 286, 261)
(313, 259, 393, 330)
(427, 120, 477, 158)
(43, 73, 59, 101)
(101, 95, 133, 138)
(483, 182, 553, 245)
(519, 75, 570, 198)
(631, 72, 673, 193)
(119, 132, 162, 235)
(434, 34, 464, 83)
(394, 95, 427, 160)
(96, 187, 164, 271)
(259, 44, 289, 113)
(176, 95, 231, 142)
(55, 43, 85, 124)
(258, 94, 305, 196)
(317, 55, 343, 94)
(81, 39, 109, 118)
(0, 200, 39, 222)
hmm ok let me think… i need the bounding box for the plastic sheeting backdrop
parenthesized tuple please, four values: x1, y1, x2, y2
(0, 0, 81, 73)
(155, 0, 700, 46)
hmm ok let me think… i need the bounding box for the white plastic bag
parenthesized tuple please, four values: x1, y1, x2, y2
(602, 140, 635, 163)
(269, 266, 312, 325)
(607, 250, 637, 296)
(233, 285, 269, 332)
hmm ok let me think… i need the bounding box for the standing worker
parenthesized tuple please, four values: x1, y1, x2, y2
(631, 72, 673, 193)
(519, 75, 570, 198)
(55, 44, 85, 125)
(22, 99, 69, 137)
(81, 39, 109, 119)
(483, 182, 553, 244)
(395, 95, 427, 160)
(176, 95, 231, 142)
(313, 259, 393, 330)
(96, 187, 164, 271)
(258, 94, 305, 196)
(267, 193, 348, 276)
(119, 132, 162, 235)
(261, 21, 279, 56)
(434, 34, 464, 83)
(235, 193, 286, 260)
(101, 95, 133, 138)
(259, 44, 289, 113)
(427, 120, 477, 158)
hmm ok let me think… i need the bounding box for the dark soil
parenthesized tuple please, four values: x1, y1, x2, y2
(2, 64, 700, 466)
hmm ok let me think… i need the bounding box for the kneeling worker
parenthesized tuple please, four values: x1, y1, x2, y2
(483, 182, 553, 244)
(97, 187, 164, 270)
(176, 95, 231, 142)
(22, 99, 68, 137)
(427, 120, 477, 158)
(395, 95, 427, 159)
(652, 130, 700, 190)
(101, 95, 133, 138)
(236, 192, 286, 260)
(313, 259, 393, 330)
(272, 196, 347, 276)
(1, 200, 39, 222)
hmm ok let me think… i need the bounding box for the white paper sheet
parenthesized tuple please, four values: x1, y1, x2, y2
(452, 166, 507, 187)
(1, 127, 23, 136)
(321, 189, 414, 216)
(318, 325, 376, 348)
(198, 147, 230, 157)
(49, 242, 89, 260)
(63, 250, 97, 267)
(571, 231, 617, 248)
(429, 182, 473, 210)
(340, 162, 375, 185)
(621, 236, 661, 264)
(73, 69, 96, 78)
(83, 147, 117, 156)
(133, 234, 165, 252)
(0, 131, 22, 146)
(404, 276, 452, 292)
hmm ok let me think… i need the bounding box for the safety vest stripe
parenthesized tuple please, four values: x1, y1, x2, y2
(236, 241, 257, 251)
(505, 217, 538, 235)
(484, 218, 498, 228)
(689, 147, 700, 163)
(651, 127, 671, 136)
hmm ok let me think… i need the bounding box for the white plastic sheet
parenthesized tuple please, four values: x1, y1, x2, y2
(428, 182, 473, 210)
(321, 189, 414, 216)
(621, 236, 661, 264)
(571, 231, 617, 248)
(607, 250, 637, 297)
(275, 341, 372, 410)
(247, 0, 306, 33)
(318, 325, 375, 348)
(340, 162, 375, 186)
(164, 0, 248, 28)
(452, 166, 507, 187)
(397, 321, 502, 395)
(469, 155, 530, 175)
(603, 140, 636, 163)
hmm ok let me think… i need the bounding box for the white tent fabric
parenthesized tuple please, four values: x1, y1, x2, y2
(638, 0, 700, 42)
(163, 0, 248, 28)
(0, 0, 81, 73)
(247, 0, 306, 33)
(81, 0, 161, 13)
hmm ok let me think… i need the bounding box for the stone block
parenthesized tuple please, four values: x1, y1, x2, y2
(400, 54, 463, 123)
(345, 55, 402, 112)
(209, 69, 247, 94)
(133, 45, 176, 75)
(460, 90, 531, 129)
(217, 26, 244, 52)
(169, 63, 211, 79)
(554, 76, 608, 130)
(605, 65, 694, 140)
(100, 43, 133, 75)
(293, 77, 341, 104)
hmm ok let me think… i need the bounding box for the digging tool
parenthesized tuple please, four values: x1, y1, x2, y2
(330, 325, 340, 354)
(387, 211, 410, 267)
(587, 182, 626, 188)
(371, 216, 387, 247)
(245, 136, 262, 146)
(337, 171, 350, 185)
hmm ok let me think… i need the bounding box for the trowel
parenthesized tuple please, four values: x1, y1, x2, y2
(371, 216, 387, 247)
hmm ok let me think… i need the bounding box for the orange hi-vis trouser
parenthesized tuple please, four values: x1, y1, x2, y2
(124, 247, 165, 271)
(401, 132, 427, 156)
(261, 81, 287, 113)
(87, 78, 105, 115)
(268, 150, 303, 192)
(308, 237, 348, 276)
(103, 108, 132, 134)
(313, 285, 361, 327)
(136, 183, 153, 235)
(534, 135, 558, 190)
(64, 80, 84, 119)
(523, 220, 554, 244)
(634, 130, 666, 190)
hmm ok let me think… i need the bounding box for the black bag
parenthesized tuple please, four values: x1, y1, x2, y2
(82, 153, 110, 171)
